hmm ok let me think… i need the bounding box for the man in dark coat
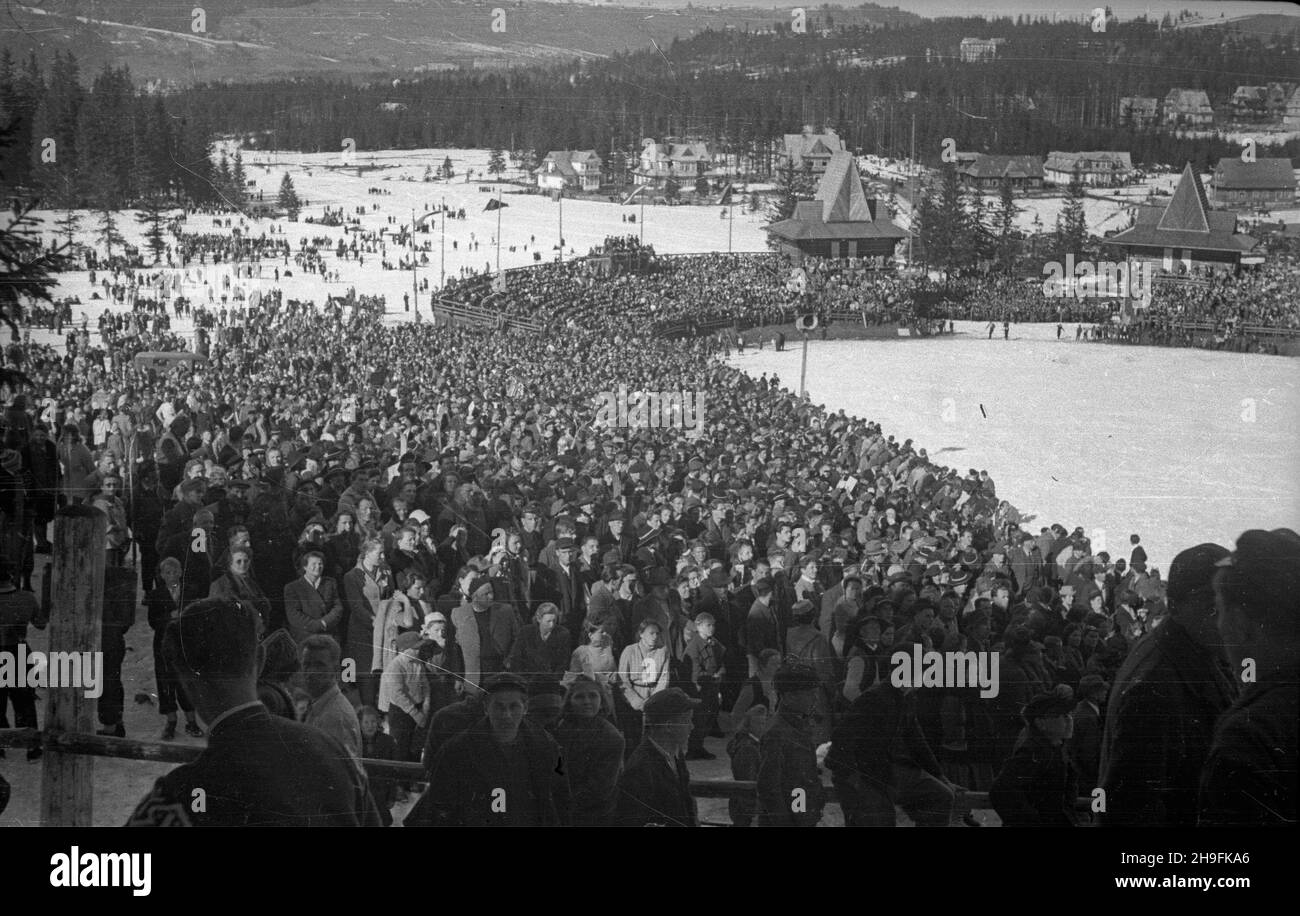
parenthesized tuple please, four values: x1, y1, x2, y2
(1199, 528, 1299, 827)
(126, 597, 383, 826)
(827, 676, 955, 826)
(1069, 674, 1107, 789)
(613, 687, 699, 827)
(756, 663, 826, 826)
(990, 692, 1079, 827)
(408, 673, 564, 826)
(1098, 542, 1237, 828)
(20, 424, 59, 552)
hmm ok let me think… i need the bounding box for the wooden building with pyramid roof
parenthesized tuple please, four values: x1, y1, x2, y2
(766, 152, 907, 264)
(1105, 162, 1258, 273)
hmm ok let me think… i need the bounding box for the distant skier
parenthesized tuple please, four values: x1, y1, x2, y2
(988, 321, 995, 339)
(1003, 320, 1010, 340)
(1056, 323, 1063, 339)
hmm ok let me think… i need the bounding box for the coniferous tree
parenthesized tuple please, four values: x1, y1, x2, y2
(1053, 175, 1088, 260)
(0, 123, 68, 392)
(54, 207, 82, 251)
(993, 177, 1021, 273)
(135, 198, 169, 263)
(440, 155, 454, 181)
(487, 148, 506, 177)
(277, 172, 301, 217)
(96, 207, 125, 260)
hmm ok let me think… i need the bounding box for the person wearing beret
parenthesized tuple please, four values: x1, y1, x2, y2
(451, 576, 520, 690)
(989, 692, 1080, 827)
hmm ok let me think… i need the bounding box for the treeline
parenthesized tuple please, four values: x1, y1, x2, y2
(0, 49, 221, 209)
(164, 16, 1299, 172)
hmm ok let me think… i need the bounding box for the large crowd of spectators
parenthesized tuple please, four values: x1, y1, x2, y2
(0, 217, 1295, 828)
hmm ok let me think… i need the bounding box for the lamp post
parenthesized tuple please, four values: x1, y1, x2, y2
(558, 186, 564, 264)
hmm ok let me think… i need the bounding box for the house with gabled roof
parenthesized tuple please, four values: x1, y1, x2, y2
(637, 139, 720, 184)
(1105, 163, 1258, 275)
(1119, 96, 1160, 129)
(1210, 157, 1296, 209)
(958, 154, 1044, 190)
(536, 150, 603, 192)
(1163, 89, 1214, 128)
(765, 152, 907, 264)
(778, 127, 845, 177)
(1044, 151, 1133, 187)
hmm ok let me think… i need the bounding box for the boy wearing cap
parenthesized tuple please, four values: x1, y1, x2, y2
(409, 673, 564, 826)
(613, 688, 700, 827)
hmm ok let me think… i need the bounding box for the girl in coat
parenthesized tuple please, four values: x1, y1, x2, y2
(554, 676, 625, 825)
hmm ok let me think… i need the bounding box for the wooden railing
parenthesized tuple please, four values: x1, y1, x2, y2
(0, 726, 1095, 821)
(430, 297, 545, 333)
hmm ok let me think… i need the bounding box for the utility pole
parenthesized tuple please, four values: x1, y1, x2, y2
(495, 184, 502, 274)
(440, 195, 446, 289)
(558, 186, 564, 264)
(410, 207, 418, 318)
(640, 185, 646, 244)
(908, 113, 916, 266)
(799, 330, 809, 399)
(728, 194, 734, 254)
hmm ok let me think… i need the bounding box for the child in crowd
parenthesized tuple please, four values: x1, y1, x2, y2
(683, 612, 726, 759)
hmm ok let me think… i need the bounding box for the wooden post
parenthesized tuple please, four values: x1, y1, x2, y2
(40, 505, 106, 827)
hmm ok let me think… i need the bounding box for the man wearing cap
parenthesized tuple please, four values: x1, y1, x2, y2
(613, 688, 699, 827)
(126, 598, 382, 826)
(989, 693, 1079, 827)
(1098, 542, 1238, 828)
(756, 663, 826, 827)
(534, 536, 585, 636)
(408, 673, 564, 826)
(451, 576, 520, 689)
(1199, 528, 1300, 827)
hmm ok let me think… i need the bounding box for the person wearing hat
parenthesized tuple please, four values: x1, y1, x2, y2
(613, 687, 700, 827)
(126, 598, 382, 826)
(1097, 541, 1238, 828)
(534, 535, 586, 637)
(1199, 528, 1300, 827)
(989, 692, 1079, 827)
(756, 663, 826, 827)
(1069, 674, 1108, 788)
(451, 575, 520, 690)
(408, 672, 564, 826)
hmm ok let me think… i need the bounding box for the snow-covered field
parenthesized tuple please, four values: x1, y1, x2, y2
(27, 146, 770, 336)
(731, 321, 1300, 572)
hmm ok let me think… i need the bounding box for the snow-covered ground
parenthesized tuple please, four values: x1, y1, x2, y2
(28, 146, 770, 333)
(730, 321, 1300, 572)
